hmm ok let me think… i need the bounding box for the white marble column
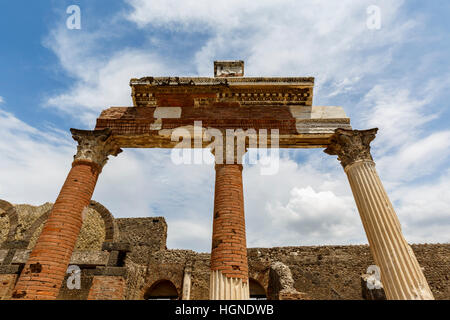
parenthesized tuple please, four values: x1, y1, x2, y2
(325, 128, 434, 300)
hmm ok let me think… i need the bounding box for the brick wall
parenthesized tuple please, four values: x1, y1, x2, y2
(87, 276, 126, 300)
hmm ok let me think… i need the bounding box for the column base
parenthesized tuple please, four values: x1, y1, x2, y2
(210, 270, 249, 300)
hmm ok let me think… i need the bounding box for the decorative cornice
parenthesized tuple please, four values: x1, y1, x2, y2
(324, 128, 378, 169)
(130, 76, 315, 86)
(70, 128, 122, 169)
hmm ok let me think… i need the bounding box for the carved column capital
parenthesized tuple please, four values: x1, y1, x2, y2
(324, 128, 378, 169)
(70, 128, 122, 170)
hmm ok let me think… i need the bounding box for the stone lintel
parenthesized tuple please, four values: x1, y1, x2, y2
(1, 240, 28, 250)
(95, 106, 351, 148)
(0, 265, 21, 275)
(102, 242, 131, 252)
(10, 250, 109, 266)
(94, 266, 127, 277)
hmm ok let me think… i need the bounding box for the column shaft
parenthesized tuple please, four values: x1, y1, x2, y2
(210, 164, 249, 300)
(346, 161, 433, 300)
(12, 161, 100, 300)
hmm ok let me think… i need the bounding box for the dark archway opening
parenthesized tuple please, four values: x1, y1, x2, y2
(144, 280, 179, 300)
(249, 278, 267, 300)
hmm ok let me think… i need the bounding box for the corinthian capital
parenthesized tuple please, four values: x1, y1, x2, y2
(324, 128, 378, 169)
(71, 128, 122, 169)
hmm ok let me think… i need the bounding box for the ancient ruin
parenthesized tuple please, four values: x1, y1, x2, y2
(0, 61, 447, 300)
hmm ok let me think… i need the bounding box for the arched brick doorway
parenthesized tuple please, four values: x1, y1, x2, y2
(144, 280, 179, 300)
(249, 278, 267, 300)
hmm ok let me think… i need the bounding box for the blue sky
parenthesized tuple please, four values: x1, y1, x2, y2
(0, 0, 449, 252)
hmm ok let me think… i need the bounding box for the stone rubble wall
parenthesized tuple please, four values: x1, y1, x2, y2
(1, 202, 448, 300)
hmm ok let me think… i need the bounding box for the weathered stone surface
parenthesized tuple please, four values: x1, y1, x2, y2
(102, 242, 131, 252)
(0, 265, 21, 275)
(94, 267, 127, 277)
(0, 250, 7, 264)
(0, 274, 17, 299)
(2, 240, 28, 249)
(115, 217, 167, 264)
(70, 251, 109, 266)
(268, 261, 308, 300)
(2, 200, 448, 300)
(214, 60, 244, 77)
(0, 202, 107, 252)
(11, 249, 30, 264)
(11, 250, 109, 266)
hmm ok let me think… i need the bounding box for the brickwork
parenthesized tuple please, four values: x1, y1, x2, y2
(87, 276, 126, 300)
(12, 162, 100, 300)
(0, 274, 17, 300)
(211, 163, 248, 281)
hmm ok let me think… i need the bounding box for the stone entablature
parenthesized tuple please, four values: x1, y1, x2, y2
(130, 77, 314, 107)
(94, 68, 353, 149)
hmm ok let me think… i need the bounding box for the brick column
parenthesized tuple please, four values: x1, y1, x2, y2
(12, 129, 121, 300)
(325, 128, 434, 300)
(210, 145, 249, 300)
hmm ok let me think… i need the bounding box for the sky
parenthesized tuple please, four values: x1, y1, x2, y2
(0, 0, 449, 252)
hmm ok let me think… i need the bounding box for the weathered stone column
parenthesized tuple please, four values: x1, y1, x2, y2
(12, 129, 121, 300)
(324, 128, 434, 300)
(181, 266, 192, 300)
(210, 145, 250, 300)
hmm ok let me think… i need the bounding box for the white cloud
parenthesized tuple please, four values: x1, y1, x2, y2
(265, 186, 360, 244)
(392, 170, 450, 244)
(0, 96, 4, 104)
(360, 83, 438, 153)
(44, 0, 420, 122)
(377, 130, 450, 184)
(125, 0, 415, 101)
(43, 28, 181, 126)
(0, 109, 74, 204)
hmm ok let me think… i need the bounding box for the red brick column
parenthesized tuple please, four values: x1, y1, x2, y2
(12, 129, 121, 300)
(210, 160, 249, 299)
